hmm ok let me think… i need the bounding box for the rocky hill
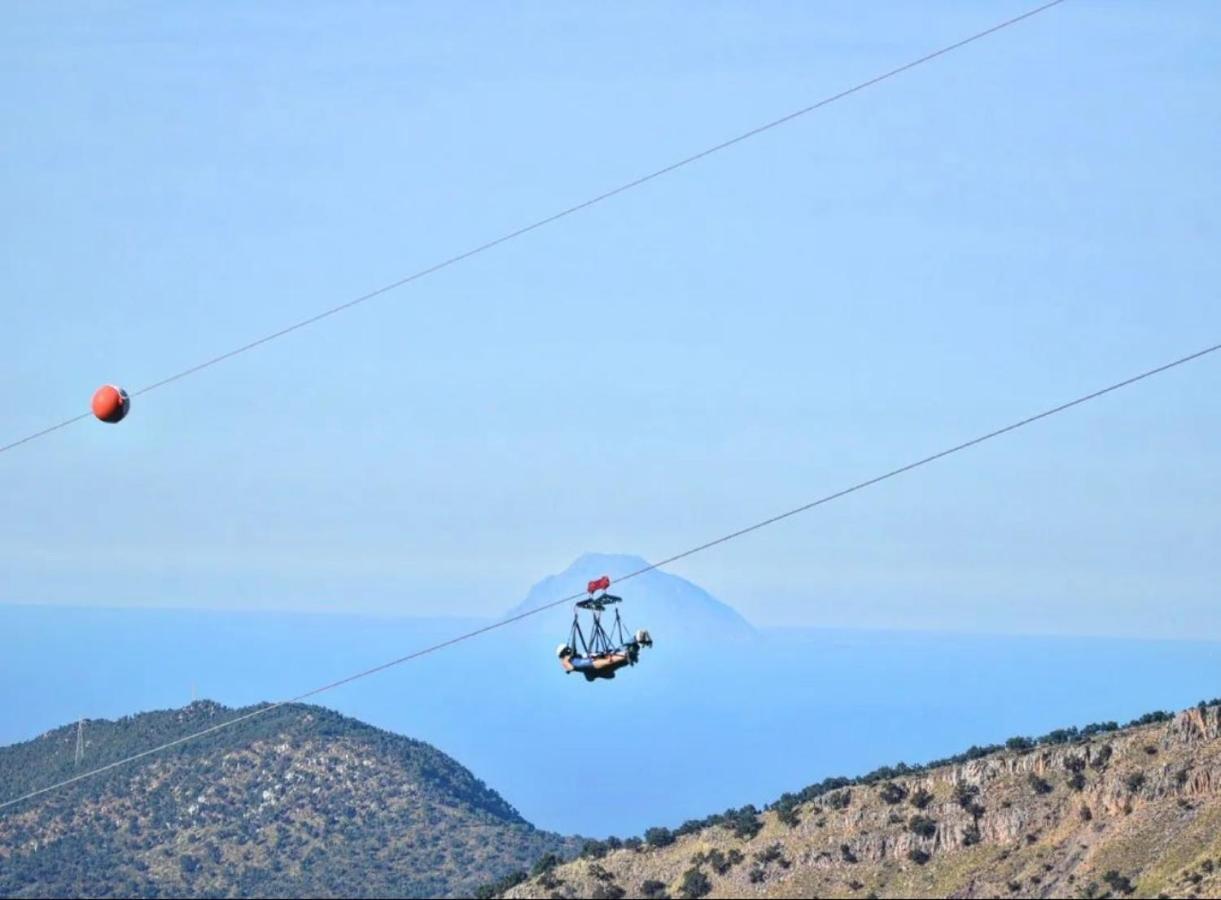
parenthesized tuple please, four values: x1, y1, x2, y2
(0, 701, 575, 898)
(500, 701, 1221, 899)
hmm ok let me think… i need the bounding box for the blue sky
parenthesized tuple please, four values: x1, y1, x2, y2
(2, 1, 1218, 637)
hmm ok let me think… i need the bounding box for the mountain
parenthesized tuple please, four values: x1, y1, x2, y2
(500, 701, 1221, 899)
(0, 702, 576, 899)
(9, 601, 1221, 840)
(504, 553, 755, 644)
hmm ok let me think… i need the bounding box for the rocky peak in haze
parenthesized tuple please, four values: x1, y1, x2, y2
(505, 553, 755, 643)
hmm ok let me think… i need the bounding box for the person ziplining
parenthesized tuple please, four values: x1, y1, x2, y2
(556, 576, 653, 682)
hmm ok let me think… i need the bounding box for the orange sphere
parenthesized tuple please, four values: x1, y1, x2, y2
(91, 384, 130, 423)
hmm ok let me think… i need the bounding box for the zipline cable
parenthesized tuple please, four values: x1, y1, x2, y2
(0, 0, 1066, 457)
(2, 337, 1217, 813)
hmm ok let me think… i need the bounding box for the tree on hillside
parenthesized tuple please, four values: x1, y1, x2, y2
(679, 867, 711, 899)
(644, 827, 675, 848)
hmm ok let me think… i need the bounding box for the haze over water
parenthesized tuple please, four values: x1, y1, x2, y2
(7, 556, 1220, 836)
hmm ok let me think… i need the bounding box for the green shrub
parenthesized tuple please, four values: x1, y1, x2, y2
(474, 870, 527, 900)
(1102, 870, 1135, 895)
(530, 854, 560, 877)
(679, 867, 712, 899)
(1027, 773, 1053, 795)
(644, 827, 675, 849)
(1063, 755, 1086, 773)
(1126, 711, 1172, 728)
(694, 849, 740, 876)
(878, 782, 907, 805)
(640, 879, 668, 899)
(753, 843, 789, 868)
(729, 806, 763, 840)
(952, 782, 979, 809)
(909, 815, 937, 838)
(773, 793, 801, 827)
(580, 839, 609, 859)
(1037, 727, 1079, 745)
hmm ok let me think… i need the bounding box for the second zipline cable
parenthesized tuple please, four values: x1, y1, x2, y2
(3, 335, 1217, 813)
(0, 0, 1068, 457)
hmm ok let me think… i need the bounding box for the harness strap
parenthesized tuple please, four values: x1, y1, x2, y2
(569, 613, 591, 657)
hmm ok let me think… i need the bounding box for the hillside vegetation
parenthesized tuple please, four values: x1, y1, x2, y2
(501, 701, 1221, 899)
(0, 701, 575, 898)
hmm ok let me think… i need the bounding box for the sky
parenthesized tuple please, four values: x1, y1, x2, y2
(1, 1, 1219, 638)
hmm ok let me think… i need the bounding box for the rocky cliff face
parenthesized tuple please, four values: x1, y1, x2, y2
(504, 703, 1221, 899)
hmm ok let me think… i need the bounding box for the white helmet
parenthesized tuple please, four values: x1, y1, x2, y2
(556, 643, 573, 658)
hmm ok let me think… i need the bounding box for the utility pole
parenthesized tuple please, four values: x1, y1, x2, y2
(74, 719, 84, 767)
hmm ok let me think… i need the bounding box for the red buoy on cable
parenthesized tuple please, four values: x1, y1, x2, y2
(91, 385, 130, 423)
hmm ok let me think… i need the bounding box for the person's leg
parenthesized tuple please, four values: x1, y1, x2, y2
(594, 654, 628, 673)
(591, 653, 628, 670)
